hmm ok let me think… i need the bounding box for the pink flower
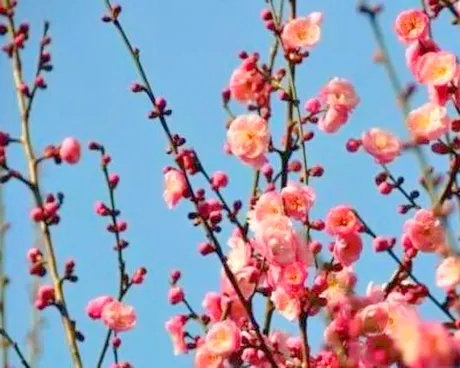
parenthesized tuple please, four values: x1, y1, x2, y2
(271, 286, 301, 321)
(101, 300, 136, 332)
(281, 182, 316, 221)
(359, 303, 389, 335)
(226, 114, 270, 168)
(202, 292, 222, 322)
(318, 106, 349, 133)
(279, 261, 308, 291)
(281, 12, 323, 50)
(255, 215, 297, 266)
(229, 59, 268, 104)
(361, 128, 402, 164)
(59, 137, 81, 164)
(415, 51, 457, 86)
(394, 9, 429, 44)
(436, 256, 460, 290)
(163, 169, 187, 209)
(248, 191, 285, 231)
(319, 78, 360, 111)
(195, 346, 224, 368)
(428, 84, 450, 106)
(165, 315, 188, 355)
(406, 102, 449, 141)
(205, 320, 241, 356)
(333, 233, 363, 266)
(404, 209, 446, 253)
(86, 296, 114, 320)
(393, 318, 454, 367)
(405, 39, 439, 73)
(325, 205, 360, 236)
(227, 232, 252, 273)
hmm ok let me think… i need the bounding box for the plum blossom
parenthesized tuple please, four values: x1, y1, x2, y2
(415, 51, 457, 86)
(406, 102, 450, 141)
(86, 296, 114, 320)
(436, 256, 460, 290)
(205, 320, 241, 356)
(281, 182, 316, 221)
(394, 9, 429, 44)
(101, 300, 136, 332)
(325, 205, 360, 236)
(163, 168, 187, 209)
(226, 114, 270, 168)
(403, 209, 446, 253)
(361, 128, 402, 164)
(165, 315, 188, 355)
(281, 12, 323, 50)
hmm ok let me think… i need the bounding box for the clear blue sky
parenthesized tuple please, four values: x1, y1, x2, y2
(0, 0, 457, 367)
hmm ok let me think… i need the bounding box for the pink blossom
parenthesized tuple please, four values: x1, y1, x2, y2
(321, 267, 357, 304)
(168, 286, 184, 305)
(226, 233, 251, 273)
(416, 51, 457, 86)
(318, 106, 349, 133)
(394, 9, 429, 44)
(281, 182, 316, 221)
(325, 205, 360, 236)
(358, 303, 389, 335)
(281, 12, 323, 50)
(163, 169, 187, 209)
(229, 59, 268, 104)
(392, 318, 455, 367)
(405, 39, 439, 72)
(86, 296, 114, 320)
(361, 128, 402, 164)
(165, 315, 188, 355)
(59, 137, 81, 164)
(404, 209, 446, 253)
(101, 300, 136, 332)
(319, 78, 360, 111)
(255, 215, 297, 266)
(195, 346, 224, 368)
(406, 102, 450, 141)
(279, 261, 308, 291)
(333, 233, 363, 266)
(205, 320, 241, 356)
(271, 286, 301, 321)
(436, 256, 460, 290)
(428, 84, 449, 106)
(226, 114, 270, 168)
(248, 191, 285, 231)
(202, 292, 222, 322)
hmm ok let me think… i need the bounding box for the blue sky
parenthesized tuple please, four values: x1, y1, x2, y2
(0, 0, 458, 367)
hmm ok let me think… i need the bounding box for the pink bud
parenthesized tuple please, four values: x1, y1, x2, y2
(30, 207, 45, 222)
(309, 241, 322, 254)
(86, 296, 114, 319)
(112, 336, 122, 348)
(170, 269, 181, 283)
(211, 171, 228, 189)
(378, 182, 393, 195)
(27, 248, 42, 263)
(168, 286, 184, 305)
(94, 201, 110, 216)
(198, 242, 214, 256)
(304, 98, 321, 114)
(109, 173, 120, 189)
(0, 132, 9, 146)
(372, 236, 392, 252)
(346, 138, 361, 153)
(59, 137, 81, 164)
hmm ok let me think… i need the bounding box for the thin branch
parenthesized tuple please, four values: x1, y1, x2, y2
(0, 329, 30, 368)
(3, 3, 83, 366)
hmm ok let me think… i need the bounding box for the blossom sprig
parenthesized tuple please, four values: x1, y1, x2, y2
(1, 1, 84, 365)
(100, 2, 281, 366)
(89, 142, 145, 368)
